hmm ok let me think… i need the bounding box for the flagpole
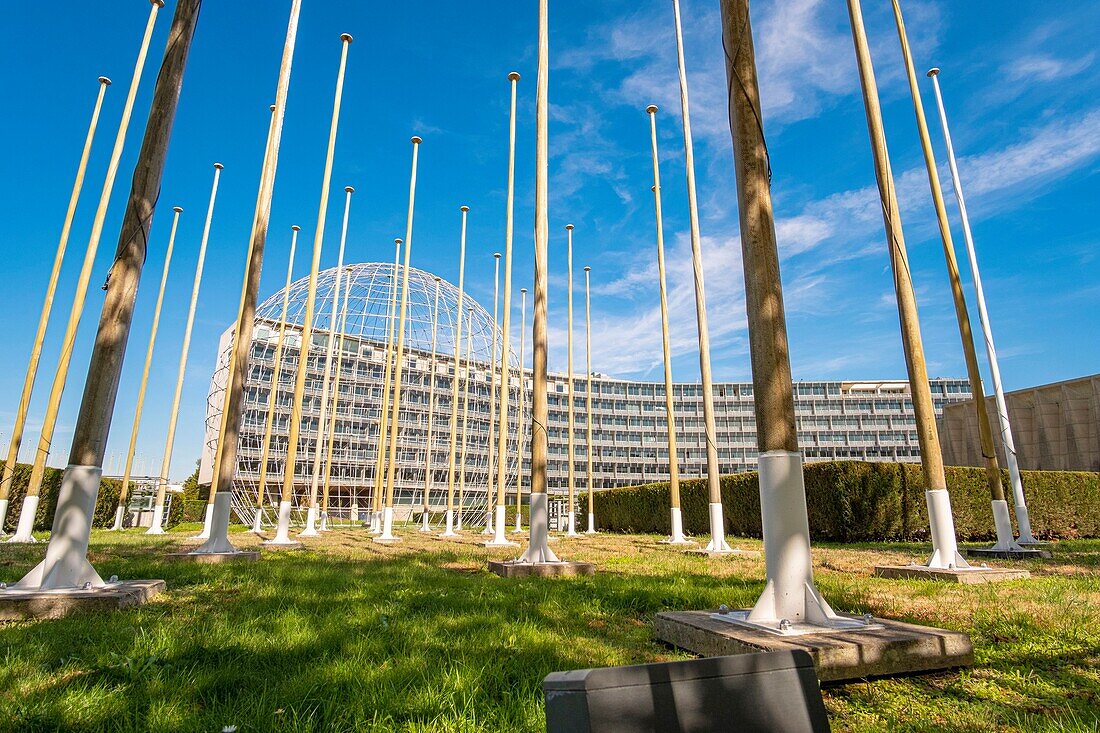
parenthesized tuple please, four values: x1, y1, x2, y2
(441, 207, 469, 537)
(370, 238, 402, 533)
(267, 31, 351, 547)
(110, 204, 184, 530)
(513, 286, 528, 534)
(671, 0, 732, 554)
(646, 106, 690, 545)
(457, 306, 475, 532)
(490, 71, 522, 546)
(890, 1, 1024, 554)
(846, 0, 968, 571)
(301, 185, 355, 537)
(517, 0, 561, 564)
(419, 276, 443, 532)
(250, 225, 299, 533)
(0, 76, 111, 537)
(9, 0, 165, 545)
(927, 67, 1038, 545)
(377, 136, 423, 543)
(320, 265, 354, 531)
(483, 252, 502, 536)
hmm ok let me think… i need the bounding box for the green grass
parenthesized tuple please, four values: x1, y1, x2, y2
(1, 528, 1098, 732)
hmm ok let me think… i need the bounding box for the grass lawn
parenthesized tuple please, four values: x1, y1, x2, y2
(1, 526, 1098, 732)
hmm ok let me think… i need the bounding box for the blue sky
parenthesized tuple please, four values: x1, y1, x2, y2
(1, 0, 1097, 480)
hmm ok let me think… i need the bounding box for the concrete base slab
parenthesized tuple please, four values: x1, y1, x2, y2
(262, 541, 303, 550)
(166, 551, 260, 564)
(966, 547, 1051, 560)
(874, 564, 1030, 583)
(654, 610, 973, 683)
(0, 580, 165, 621)
(684, 548, 760, 558)
(488, 560, 596, 578)
(372, 537, 402, 545)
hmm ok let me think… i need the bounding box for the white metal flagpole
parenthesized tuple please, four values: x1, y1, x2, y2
(927, 68, 1037, 544)
(671, 0, 732, 553)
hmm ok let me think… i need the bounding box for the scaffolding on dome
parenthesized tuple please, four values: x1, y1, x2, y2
(202, 262, 524, 529)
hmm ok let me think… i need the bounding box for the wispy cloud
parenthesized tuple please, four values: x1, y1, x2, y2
(578, 104, 1100, 380)
(1007, 52, 1095, 83)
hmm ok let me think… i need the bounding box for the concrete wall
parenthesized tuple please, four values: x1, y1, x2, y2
(939, 373, 1100, 472)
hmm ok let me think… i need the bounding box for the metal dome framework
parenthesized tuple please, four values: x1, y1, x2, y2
(205, 262, 524, 527)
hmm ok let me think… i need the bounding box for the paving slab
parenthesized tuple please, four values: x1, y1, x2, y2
(0, 580, 165, 621)
(165, 551, 260, 564)
(874, 565, 1030, 583)
(966, 547, 1051, 560)
(654, 610, 973, 683)
(488, 560, 596, 578)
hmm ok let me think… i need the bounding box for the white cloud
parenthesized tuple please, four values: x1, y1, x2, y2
(1007, 52, 1095, 83)
(582, 104, 1100, 380)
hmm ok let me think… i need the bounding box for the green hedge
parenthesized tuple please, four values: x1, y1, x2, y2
(1, 461, 123, 533)
(589, 461, 1100, 542)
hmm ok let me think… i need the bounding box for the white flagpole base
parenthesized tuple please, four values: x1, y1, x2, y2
(8, 495, 41, 544)
(0, 498, 9, 537)
(250, 508, 264, 534)
(704, 502, 733, 553)
(440, 508, 458, 537)
(374, 506, 400, 543)
(109, 504, 125, 531)
(418, 511, 432, 532)
(368, 510, 381, 534)
(264, 500, 300, 546)
(517, 493, 560, 563)
(1014, 504, 1040, 545)
(712, 452, 876, 635)
(487, 504, 517, 546)
(193, 503, 214, 540)
(585, 512, 596, 534)
(512, 510, 525, 534)
(191, 492, 240, 554)
(988, 499, 1024, 552)
(660, 507, 693, 544)
(319, 511, 330, 531)
(565, 510, 579, 537)
(146, 504, 166, 535)
(924, 489, 971, 570)
(299, 505, 319, 537)
(13, 466, 104, 589)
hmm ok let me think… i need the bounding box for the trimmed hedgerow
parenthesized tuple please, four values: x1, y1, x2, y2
(587, 461, 1100, 541)
(1, 461, 123, 533)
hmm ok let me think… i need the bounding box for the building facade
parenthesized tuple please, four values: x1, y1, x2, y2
(199, 263, 973, 520)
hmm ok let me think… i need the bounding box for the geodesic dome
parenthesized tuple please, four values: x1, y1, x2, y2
(204, 262, 524, 528)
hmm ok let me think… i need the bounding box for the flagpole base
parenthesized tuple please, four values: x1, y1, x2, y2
(146, 504, 166, 535)
(8, 495, 41, 544)
(516, 493, 560, 564)
(487, 505, 518, 546)
(191, 503, 214, 541)
(264, 500, 301, 547)
(374, 506, 400, 543)
(298, 505, 319, 537)
(704, 502, 733, 553)
(12, 466, 104, 589)
(109, 504, 124, 531)
(190, 492, 239, 555)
